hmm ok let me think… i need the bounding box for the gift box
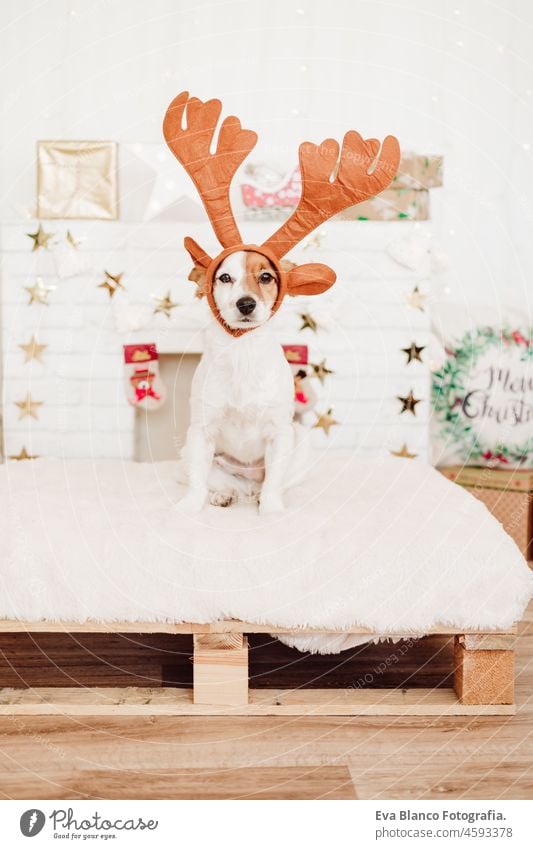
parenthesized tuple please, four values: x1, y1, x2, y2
(240, 152, 441, 222)
(37, 140, 118, 219)
(439, 466, 533, 560)
(393, 152, 443, 190)
(338, 188, 430, 221)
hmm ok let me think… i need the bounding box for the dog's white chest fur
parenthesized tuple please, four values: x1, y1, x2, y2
(190, 320, 294, 463)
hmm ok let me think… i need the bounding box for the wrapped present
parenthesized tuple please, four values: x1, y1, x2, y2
(37, 140, 118, 219)
(240, 152, 441, 222)
(338, 189, 430, 221)
(439, 466, 533, 560)
(393, 152, 443, 190)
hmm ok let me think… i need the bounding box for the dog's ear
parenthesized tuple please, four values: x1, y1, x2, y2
(188, 264, 208, 298)
(184, 236, 212, 298)
(286, 263, 336, 297)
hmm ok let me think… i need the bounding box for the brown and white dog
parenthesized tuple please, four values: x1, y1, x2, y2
(178, 249, 310, 514)
(164, 91, 400, 514)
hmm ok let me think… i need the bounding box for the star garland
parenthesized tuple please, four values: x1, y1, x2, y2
(299, 312, 318, 332)
(397, 390, 421, 415)
(405, 285, 427, 312)
(25, 278, 55, 305)
(8, 446, 38, 461)
(19, 335, 47, 363)
(153, 291, 179, 318)
(302, 230, 326, 251)
(26, 224, 54, 252)
(402, 341, 425, 364)
(15, 393, 43, 420)
(309, 358, 334, 384)
(313, 408, 339, 435)
(66, 229, 81, 249)
(390, 443, 417, 459)
(98, 270, 125, 298)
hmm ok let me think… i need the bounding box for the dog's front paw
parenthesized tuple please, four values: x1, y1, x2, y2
(177, 490, 207, 514)
(259, 493, 284, 515)
(209, 490, 237, 508)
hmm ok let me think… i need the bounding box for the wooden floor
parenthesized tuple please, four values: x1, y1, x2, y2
(0, 602, 531, 800)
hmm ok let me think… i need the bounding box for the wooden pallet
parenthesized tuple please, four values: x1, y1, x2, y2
(0, 621, 517, 716)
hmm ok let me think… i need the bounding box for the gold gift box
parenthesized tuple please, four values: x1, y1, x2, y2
(37, 140, 118, 220)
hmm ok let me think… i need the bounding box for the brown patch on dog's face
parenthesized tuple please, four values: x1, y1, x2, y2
(242, 251, 279, 304)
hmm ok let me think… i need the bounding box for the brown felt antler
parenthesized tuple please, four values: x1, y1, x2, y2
(163, 91, 257, 248)
(164, 90, 400, 336)
(262, 131, 400, 258)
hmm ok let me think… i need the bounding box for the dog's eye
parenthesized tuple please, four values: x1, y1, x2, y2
(259, 272, 274, 283)
(218, 273, 232, 283)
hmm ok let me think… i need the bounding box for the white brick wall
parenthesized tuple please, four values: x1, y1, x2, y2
(1, 220, 431, 460)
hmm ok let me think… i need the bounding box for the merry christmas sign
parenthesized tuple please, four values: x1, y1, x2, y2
(432, 326, 533, 467)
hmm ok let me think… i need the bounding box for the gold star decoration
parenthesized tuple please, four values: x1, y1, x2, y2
(302, 230, 325, 251)
(66, 229, 81, 248)
(15, 393, 43, 420)
(8, 446, 38, 461)
(299, 312, 318, 332)
(98, 270, 125, 298)
(390, 443, 418, 459)
(401, 341, 426, 364)
(25, 277, 55, 305)
(312, 408, 339, 435)
(405, 285, 427, 312)
(19, 335, 48, 363)
(153, 291, 179, 318)
(26, 224, 54, 252)
(397, 390, 421, 416)
(310, 359, 334, 384)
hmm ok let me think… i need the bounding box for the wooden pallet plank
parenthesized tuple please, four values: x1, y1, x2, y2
(193, 636, 248, 706)
(461, 634, 516, 651)
(454, 636, 514, 705)
(0, 687, 515, 716)
(194, 633, 244, 650)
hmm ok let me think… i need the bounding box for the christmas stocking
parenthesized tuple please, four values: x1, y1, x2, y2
(282, 344, 318, 420)
(123, 343, 166, 411)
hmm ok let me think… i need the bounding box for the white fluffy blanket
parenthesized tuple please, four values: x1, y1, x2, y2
(1, 454, 531, 654)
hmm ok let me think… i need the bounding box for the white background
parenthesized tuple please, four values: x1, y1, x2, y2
(1, 0, 533, 326)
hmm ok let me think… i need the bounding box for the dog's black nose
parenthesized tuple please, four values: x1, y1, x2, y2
(236, 296, 256, 316)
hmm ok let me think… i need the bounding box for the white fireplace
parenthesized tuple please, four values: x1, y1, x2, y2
(133, 353, 200, 462)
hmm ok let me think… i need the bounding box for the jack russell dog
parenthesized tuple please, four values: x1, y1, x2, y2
(163, 91, 400, 514)
(177, 249, 310, 515)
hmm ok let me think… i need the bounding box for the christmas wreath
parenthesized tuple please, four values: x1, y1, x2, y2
(432, 326, 533, 466)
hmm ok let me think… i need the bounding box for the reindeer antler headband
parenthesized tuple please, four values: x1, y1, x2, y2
(163, 91, 400, 336)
